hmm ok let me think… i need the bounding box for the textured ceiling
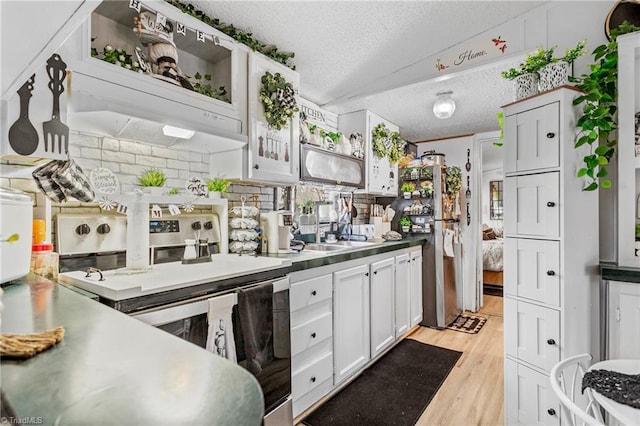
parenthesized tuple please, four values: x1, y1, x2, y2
(190, 1, 547, 141)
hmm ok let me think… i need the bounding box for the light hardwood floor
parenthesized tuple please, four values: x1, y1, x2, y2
(410, 295, 504, 426)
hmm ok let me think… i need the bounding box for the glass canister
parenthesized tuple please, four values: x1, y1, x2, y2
(30, 243, 59, 281)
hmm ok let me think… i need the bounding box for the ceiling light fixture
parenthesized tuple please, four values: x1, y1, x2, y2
(162, 125, 195, 139)
(433, 90, 456, 119)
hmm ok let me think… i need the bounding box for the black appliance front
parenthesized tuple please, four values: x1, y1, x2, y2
(150, 290, 291, 415)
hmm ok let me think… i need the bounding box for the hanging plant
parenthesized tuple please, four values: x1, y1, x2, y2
(91, 42, 142, 72)
(445, 166, 462, 196)
(164, 0, 295, 69)
(371, 123, 407, 164)
(570, 21, 640, 191)
(259, 71, 299, 130)
(187, 72, 230, 103)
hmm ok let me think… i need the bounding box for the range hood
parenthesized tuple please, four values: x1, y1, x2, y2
(67, 69, 247, 153)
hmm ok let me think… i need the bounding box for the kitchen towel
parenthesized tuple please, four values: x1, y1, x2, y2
(237, 283, 274, 375)
(205, 293, 237, 363)
(444, 229, 455, 257)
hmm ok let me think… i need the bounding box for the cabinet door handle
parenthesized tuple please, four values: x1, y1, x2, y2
(547, 338, 556, 345)
(546, 270, 556, 276)
(311, 290, 317, 296)
(311, 332, 316, 339)
(374, 271, 378, 275)
(365, 272, 369, 277)
(547, 408, 556, 416)
(254, 164, 259, 170)
(546, 132, 556, 139)
(310, 376, 316, 383)
(547, 201, 556, 207)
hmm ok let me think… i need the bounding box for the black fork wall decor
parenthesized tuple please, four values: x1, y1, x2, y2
(43, 53, 69, 155)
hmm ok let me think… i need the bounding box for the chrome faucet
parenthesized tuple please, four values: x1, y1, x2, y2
(314, 201, 333, 243)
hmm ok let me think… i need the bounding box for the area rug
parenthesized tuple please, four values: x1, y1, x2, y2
(446, 314, 487, 334)
(301, 339, 462, 426)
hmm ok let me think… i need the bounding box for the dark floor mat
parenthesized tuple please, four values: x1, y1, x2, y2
(301, 338, 462, 426)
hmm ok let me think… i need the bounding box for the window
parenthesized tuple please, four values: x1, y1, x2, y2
(489, 180, 503, 220)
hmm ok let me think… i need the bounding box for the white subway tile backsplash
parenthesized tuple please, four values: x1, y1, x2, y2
(178, 151, 190, 161)
(189, 152, 203, 163)
(102, 151, 135, 164)
(167, 159, 189, 170)
(189, 162, 207, 173)
(81, 147, 102, 160)
(71, 132, 100, 148)
(151, 146, 178, 160)
(179, 169, 191, 180)
(120, 140, 152, 156)
(136, 156, 167, 168)
(75, 158, 102, 171)
(99, 162, 121, 173)
(102, 137, 120, 152)
(164, 169, 179, 179)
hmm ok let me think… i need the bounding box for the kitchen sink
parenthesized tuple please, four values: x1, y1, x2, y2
(303, 240, 383, 253)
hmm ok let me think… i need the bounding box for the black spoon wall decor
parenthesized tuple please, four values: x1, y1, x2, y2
(8, 74, 38, 156)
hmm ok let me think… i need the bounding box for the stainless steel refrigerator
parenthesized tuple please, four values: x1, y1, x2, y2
(421, 164, 463, 328)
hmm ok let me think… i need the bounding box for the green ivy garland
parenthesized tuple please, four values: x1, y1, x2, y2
(164, 0, 295, 69)
(259, 72, 299, 130)
(371, 123, 406, 164)
(445, 166, 462, 196)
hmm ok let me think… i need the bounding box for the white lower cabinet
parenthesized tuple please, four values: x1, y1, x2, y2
(410, 249, 423, 326)
(608, 281, 640, 359)
(290, 246, 424, 418)
(505, 358, 560, 426)
(334, 264, 371, 385)
(290, 273, 333, 418)
(504, 298, 560, 372)
(370, 257, 396, 358)
(394, 254, 410, 338)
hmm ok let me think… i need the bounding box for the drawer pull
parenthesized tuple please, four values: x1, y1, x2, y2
(546, 270, 556, 276)
(365, 272, 369, 277)
(374, 271, 378, 275)
(547, 338, 556, 345)
(546, 132, 556, 139)
(254, 164, 259, 170)
(311, 290, 317, 296)
(311, 332, 317, 339)
(547, 408, 556, 416)
(547, 201, 556, 207)
(310, 376, 316, 383)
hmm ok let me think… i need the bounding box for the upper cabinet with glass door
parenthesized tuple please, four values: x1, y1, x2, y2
(58, 0, 248, 151)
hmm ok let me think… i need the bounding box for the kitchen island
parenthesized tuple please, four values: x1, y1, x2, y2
(0, 274, 264, 426)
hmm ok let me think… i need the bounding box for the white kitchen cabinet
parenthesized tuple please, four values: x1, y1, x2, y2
(505, 358, 560, 426)
(616, 32, 640, 267)
(504, 298, 560, 372)
(290, 272, 333, 418)
(503, 88, 599, 426)
(54, 1, 249, 153)
(370, 257, 395, 358)
(504, 172, 559, 238)
(393, 254, 410, 339)
(504, 101, 559, 175)
(409, 249, 423, 327)
(338, 110, 399, 196)
(504, 238, 560, 307)
(608, 281, 640, 359)
(334, 264, 370, 385)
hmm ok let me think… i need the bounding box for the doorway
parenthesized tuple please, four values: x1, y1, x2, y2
(476, 134, 504, 303)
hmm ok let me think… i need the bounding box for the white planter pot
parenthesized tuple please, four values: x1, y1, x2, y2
(402, 226, 410, 233)
(514, 73, 539, 100)
(143, 187, 164, 196)
(403, 192, 411, 199)
(539, 61, 571, 92)
(208, 191, 221, 199)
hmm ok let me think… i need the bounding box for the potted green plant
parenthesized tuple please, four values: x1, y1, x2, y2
(400, 182, 415, 199)
(137, 168, 167, 195)
(501, 46, 554, 99)
(399, 216, 412, 233)
(206, 177, 231, 198)
(420, 180, 434, 197)
(539, 40, 587, 92)
(570, 22, 640, 190)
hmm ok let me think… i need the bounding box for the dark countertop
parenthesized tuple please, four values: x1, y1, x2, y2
(600, 262, 640, 283)
(0, 274, 264, 426)
(266, 237, 427, 272)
